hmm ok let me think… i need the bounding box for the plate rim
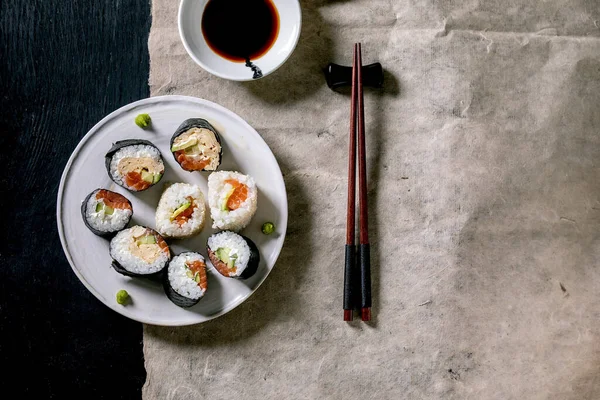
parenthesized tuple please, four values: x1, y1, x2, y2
(56, 95, 288, 326)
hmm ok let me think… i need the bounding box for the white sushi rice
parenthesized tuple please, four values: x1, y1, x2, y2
(84, 191, 131, 232)
(110, 226, 170, 274)
(207, 231, 250, 277)
(168, 253, 206, 300)
(208, 171, 258, 231)
(155, 183, 206, 238)
(109, 144, 163, 189)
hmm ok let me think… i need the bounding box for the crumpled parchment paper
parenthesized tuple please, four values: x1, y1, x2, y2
(144, 1, 600, 398)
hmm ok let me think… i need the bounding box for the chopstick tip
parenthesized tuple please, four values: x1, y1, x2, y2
(344, 309, 353, 321)
(361, 307, 371, 321)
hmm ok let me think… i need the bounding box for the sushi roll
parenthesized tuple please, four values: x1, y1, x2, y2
(105, 139, 165, 192)
(163, 252, 208, 308)
(207, 231, 260, 279)
(81, 189, 133, 236)
(208, 171, 257, 231)
(155, 183, 206, 239)
(170, 118, 222, 172)
(109, 225, 171, 277)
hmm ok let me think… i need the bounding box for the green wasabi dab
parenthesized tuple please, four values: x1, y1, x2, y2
(135, 113, 152, 128)
(116, 289, 130, 305)
(261, 222, 275, 235)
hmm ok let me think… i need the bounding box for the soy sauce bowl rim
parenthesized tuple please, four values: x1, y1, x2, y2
(178, 0, 302, 82)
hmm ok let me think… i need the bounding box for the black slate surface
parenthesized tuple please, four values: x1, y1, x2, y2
(0, 1, 149, 398)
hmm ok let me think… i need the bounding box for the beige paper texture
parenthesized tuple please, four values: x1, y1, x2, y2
(144, 1, 600, 398)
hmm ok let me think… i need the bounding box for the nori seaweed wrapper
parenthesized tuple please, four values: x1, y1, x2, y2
(162, 252, 206, 308)
(104, 139, 164, 191)
(170, 118, 222, 172)
(80, 188, 133, 237)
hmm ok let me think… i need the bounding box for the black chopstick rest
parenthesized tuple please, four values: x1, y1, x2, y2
(324, 62, 384, 90)
(344, 244, 357, 321)
(359, 243, 371, 321)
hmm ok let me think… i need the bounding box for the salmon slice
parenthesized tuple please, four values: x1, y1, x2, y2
(207, 248, 237, 276)
(186, 260, 208, 290)
(95, 189, 132, 210)
(174, 197, 196, 226)
(175, 151, 211, 171)
(153, 231, 170, 255)
(125, 171, 152, 191)
(224, 179, 249, 211)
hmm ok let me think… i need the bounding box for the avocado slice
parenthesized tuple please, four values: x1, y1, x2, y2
(95, 203, 114, 215)
(171, 137, 198, 152)
(215, 247, 236, 268)
(184, 144, 201, 156)
(220, 187, 236, 211)
(141, 169, 154, 183)
(137, 235, 156, 245)
(215, 247, 229, 262)
(152, 173, 162, 184)
(170, 201, 191, 220)
(185, 268, 201, 282)
(228, 253, 238, 269)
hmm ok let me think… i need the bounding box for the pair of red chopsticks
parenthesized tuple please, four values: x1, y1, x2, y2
(343, 43, 371, 322)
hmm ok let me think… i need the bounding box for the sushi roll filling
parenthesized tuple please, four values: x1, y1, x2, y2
(83, 189, 132, 235)
(207, 231, 257, 278)
(212, 247, 239, 274)
(128, 226, 169, 263)
(171, 127, 221, 171)
(118, 156, 163, 191)
(219, 179, 249, 211)
(110, 226, 171, 276)
(208, 171, 258, 231)
(184, 260, 207, 287)
(95, 190, 131, 212)
(107, 142, 165, 192)
(165, 253, 208, 304)
(156, 183, 206, 238)
(170, 196, 197, 226)
(96, 202, 114, 215)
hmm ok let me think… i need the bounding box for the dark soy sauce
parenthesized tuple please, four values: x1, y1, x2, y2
(202, 0, 280, 63)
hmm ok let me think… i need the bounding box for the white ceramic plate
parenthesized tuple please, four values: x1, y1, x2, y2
(57, 95, 287, 326)
(178, 0, 301, 81)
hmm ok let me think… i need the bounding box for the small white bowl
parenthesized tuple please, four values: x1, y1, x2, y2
(178, 0, 302, 81)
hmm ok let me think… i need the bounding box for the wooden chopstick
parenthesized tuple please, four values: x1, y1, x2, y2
(343, 43, 372, 322)
(343, 44, 359, 321)
(356, 43, 372, 321)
